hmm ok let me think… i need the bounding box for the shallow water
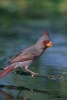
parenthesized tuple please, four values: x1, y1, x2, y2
(0, 13, 67, 100)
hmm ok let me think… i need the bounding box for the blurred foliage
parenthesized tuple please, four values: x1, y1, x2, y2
(0, 0, 67, 36)
(0, 0, 67, 19)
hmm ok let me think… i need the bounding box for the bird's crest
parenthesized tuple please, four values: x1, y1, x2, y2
(44, 31, 49, 36)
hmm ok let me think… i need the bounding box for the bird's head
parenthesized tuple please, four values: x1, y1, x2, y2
(35, 31, 52, 51)
(43, 31, 52, 48)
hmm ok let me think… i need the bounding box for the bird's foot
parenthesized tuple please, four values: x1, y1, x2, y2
(31, 72, 38, 77)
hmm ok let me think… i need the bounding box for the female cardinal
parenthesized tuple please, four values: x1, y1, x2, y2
(0, 31, 52, 79)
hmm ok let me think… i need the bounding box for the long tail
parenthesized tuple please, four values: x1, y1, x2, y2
(0, 65, 15, 79)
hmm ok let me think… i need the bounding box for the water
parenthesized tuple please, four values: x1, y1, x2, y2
(0, 13, 67, 100)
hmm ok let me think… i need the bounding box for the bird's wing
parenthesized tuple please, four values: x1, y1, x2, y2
(8, 47, 38, 64)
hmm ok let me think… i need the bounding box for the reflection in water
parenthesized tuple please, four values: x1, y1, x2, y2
(0, 10, 67, 100)
(0, 89, 11, 100)
(17, 90, 32, 100)
(0, 84, 66, 100)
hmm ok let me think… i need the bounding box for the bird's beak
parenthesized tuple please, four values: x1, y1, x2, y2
(47, 41, 52, 47)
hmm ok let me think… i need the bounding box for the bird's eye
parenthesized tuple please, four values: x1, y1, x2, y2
(43, 41, 47, 44)
(43, 41, 49, 44)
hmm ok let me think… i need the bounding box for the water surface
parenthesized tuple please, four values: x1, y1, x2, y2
(0, 13, 67, 100)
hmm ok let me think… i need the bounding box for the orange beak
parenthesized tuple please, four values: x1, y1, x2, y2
(47, 41, 52, 47)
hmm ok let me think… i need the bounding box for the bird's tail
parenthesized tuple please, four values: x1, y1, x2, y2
(0, 65, 15, 79)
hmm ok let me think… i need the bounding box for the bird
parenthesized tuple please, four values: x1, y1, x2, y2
(0, 31, 52, 79)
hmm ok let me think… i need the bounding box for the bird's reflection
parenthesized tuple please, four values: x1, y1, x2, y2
(0, 89, 12, 100)
(23, 92, 32, 100)
(17, 90, 32, 100)
(0, 84, 65, 100)
(0, 89, 32, 100)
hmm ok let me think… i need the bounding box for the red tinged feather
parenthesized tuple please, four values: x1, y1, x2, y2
(8, 52, 38, 64)
(10, 57, 37, 64)
(18, 58, 30, 62)
(0, 65, 15, 79)
(8, 57, 30, 64)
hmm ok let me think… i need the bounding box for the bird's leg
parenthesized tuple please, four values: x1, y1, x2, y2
(25, 66, 38, 77)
